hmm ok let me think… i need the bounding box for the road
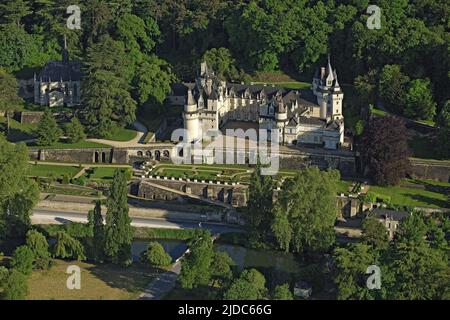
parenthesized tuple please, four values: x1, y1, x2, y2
(32, 208, 243, 234)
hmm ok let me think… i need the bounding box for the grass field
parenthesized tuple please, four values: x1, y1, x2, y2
(368, 179, 450, 209)
(27, 260, 154, 300)
(28, 139, 110, 149)
(252, 81, 311, 90)
(83, 167, 132, 181)
(109, 127, 138, 142)
(28, 164, 81, 179)
(0, 116, 37, 141)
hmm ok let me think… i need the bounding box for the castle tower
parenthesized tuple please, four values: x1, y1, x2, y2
(183, 89, 200, 142)
(314, 56, 343, 121)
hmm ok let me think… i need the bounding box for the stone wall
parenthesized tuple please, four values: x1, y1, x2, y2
(135, 178, 248, 207)
(410, 161, 450, 182)
(17, 111, 44, 124)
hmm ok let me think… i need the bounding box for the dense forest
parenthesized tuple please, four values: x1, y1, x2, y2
(0, 0, 449, 123)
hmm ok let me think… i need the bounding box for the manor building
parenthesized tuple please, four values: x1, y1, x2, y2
(34, 39, 82, 107)
(171, 58, 344, 149)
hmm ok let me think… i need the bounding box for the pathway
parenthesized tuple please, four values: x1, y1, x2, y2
(139, 261, 182, 300)
(139, 234, 220, 300)
(86, 121, 149, 148)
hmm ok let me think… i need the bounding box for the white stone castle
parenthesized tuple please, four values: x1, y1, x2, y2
(172, 57, 345, 149)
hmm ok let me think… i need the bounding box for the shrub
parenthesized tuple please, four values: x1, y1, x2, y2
(141, 241, 172, 267)
(11, 246, 34, 275)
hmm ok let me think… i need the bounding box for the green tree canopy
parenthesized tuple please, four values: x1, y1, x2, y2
(223, 268, 267, 300)
(273, 283, 293, 300)
(404, 79, 437, 121)
(141, 241, 172, 267)
(65, 117, 86, 144)
(272, 167, 339, 253)
(104, 170, 133, 266)
(52, 231, 86, 261)
(26, 230, 51, 269)
(11, 245, 34, 276)
(179, 231, 214, 289)
(35, 110, 62, 146)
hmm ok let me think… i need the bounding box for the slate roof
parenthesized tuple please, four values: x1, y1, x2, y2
(38, 61, 83, 82)
(371, 208, 410, 222)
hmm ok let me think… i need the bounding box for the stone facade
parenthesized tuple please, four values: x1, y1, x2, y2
(136, 178, 248, 207)
(170, 58, 344, 149)
(34, 39, 82, 107)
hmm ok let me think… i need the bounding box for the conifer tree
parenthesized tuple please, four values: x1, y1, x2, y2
(104, 170, 132, 266)
(35, 110, 62, 146)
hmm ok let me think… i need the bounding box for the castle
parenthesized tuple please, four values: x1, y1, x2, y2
(34, 38, 82, 107)
(171, 58, 344, 149)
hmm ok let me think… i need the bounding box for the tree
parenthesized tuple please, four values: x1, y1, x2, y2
(26, 230, 51, 269)
(378, 65, 409, 114)
(202, 48, 240, 81)
(65, 117, 86, 144)
(52, 231, 86, 261)
(11, 245, 34, 276)
(0, 68, 22, 134)
(0, 134, 39, 238)
(135, 55, 176, 105)
(384, 212, 449, 299)
(436, 100, 450, 159)
(404, 79, 437, 121)
(273, 283, 293, 300)
(271, 167, 339, 253)
(83, 70, 137, 138)
(104, 170, 133, 266)
(246, 162, 274, 242)
(354, 70, 378, 107)
(223, 268, 267, 300)
(361, 116, 411, 186)
(179, 231, 214, 289)
(141, 241, 172, 267)
(91, 201, 105, 262)
(211, 251, 234, 283)
(0, 24, 49, 72)
(0, 0, 31, 26)
(361, 216, 389, 250)
(35, 110, 62, 146)
(333, 243, 386, 300)
(2, 269, 28, 300)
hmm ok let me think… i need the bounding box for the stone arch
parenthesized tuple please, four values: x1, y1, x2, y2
(155, 150, 161, 161)
(101, 152, 106, 163)
(163, 150, 170, 159)
(94, 151, 99, 163)
(137, 151, 143, 157)
(146, 150, 152, 158)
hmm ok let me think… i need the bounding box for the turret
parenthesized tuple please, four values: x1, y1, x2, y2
(183, 89, 200, 142)
(274, 97, 287, 128)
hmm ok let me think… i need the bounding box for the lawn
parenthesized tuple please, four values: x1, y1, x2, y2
(109, 127, 138, 142)
(28, 164, 81, 179)
(368, 179, 450, 209)
(27, 259, 154, 300)
(46, 185, 102, 198)
(0, 116, 37, 142)
(84, 166, 131, 181)
(252, 81, 311, 90)
(28, 139, 111, 149)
